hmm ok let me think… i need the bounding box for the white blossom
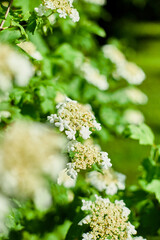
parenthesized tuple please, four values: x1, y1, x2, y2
(82, 233, 94, 240)
(102, 44, 126, 66)
(57, 9, 67, 18)
(57, 168, 77, 188)
(123, 109, 144, 125)
(34, 4, 47, 16)
(116, 61, 145, 85)
(48, 97, 101, 140)
(65, 129, 76, 140)
(0, 44, 34, 91)
(79, 126, 92, 139)
(125, 87, 148, 105)
(80, 196, 136, 239)
(81, 199, 92, 211)
(100, 151, 112, 169)
(78, 215, 91, 226)
(81, 62, 109, 91)
(41, 0, 80, 22)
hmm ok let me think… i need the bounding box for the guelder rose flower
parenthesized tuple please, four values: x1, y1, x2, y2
(102, 44, 145, 85)
(80, 195, 137, 240)
(123, 109, 145, 125)
(17, 41, 43, 60)
(48, 97, 101, 140)
(125, 87, 148, 105)
(66, 140, 112, 178)
(87, 168, 126, 195)
(35, 0, 80, 22)
(0, 121, 66, 209)
(57, 168, 77, 188)
(0, 43, 34, 91)
(102, 44, 126, 66)
(116, 61, 146, 85)
(81, 62, 109, 91)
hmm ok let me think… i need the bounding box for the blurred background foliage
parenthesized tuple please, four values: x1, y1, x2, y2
(100, 0, 160, 184)
(0, 0, 160, 239)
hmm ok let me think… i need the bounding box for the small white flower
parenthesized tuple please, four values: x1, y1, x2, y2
(81, 199, 92, 211)
(79, 126, 92, 139)
(69, 8, 80, 22)
(65, 129, 76, 140)
(57, 9, 67, 18)
(100, 152, 112, 169)
(66, 141, 75, 152)
(56, 102, 66, 109)
(34, 4, 47, 16)
(55, 118, 65, 131)
(115, 200, 126, 207)
(127, 222, 137, 235)
(78, 215, 91, 226)
(122, 206, 131, 217)
(93, 120, 102, 130)
(82, 233, 94, 240)
(47, 114, 57, 123)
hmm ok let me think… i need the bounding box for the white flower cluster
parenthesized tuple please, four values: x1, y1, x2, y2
(81, 62, 109, 91)
(35, 0, 80, 22)
(17, 41, 43, 61)
(0, 121, 66, 210)
(102, 44, 145, 85)
(65, 140, 112, 178)
(87, 168, 126, 195)
(79, 195, 137, 240)
(83, 0, 106, 6)
(123, 109, 145, 125)
(125, 87, 148, 105)
(0, 43, 34, 92)
(0, 111, 11, 122)
(48, 97, 101, 140)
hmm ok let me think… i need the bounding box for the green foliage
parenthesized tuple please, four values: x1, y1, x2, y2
(0, 0, 159, 240)
(125, 123, 155, 145)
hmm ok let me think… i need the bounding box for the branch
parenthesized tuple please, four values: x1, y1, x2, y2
(0, 0, 14, 31)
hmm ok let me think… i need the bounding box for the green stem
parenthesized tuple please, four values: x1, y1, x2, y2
(0, 0, 14, 31)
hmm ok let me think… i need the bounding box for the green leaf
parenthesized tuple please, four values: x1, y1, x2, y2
(125, 123, 155, 145)
(27, 12, 38, 34)
(82, 19, 106, 37)
(146, 180, 160, 203)
(13, 0, 41, 13)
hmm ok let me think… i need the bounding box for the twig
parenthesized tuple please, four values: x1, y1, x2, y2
(0, 0, 14, 31)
